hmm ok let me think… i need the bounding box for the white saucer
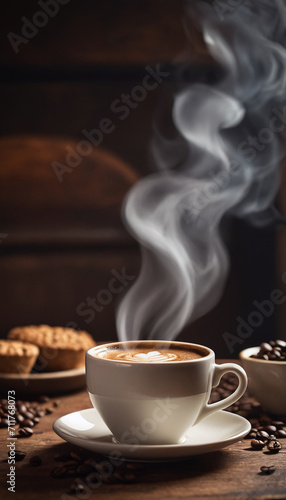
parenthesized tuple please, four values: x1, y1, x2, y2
(53, 408, 251, 462)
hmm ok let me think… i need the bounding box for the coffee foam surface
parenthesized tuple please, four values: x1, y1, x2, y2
(97, 347, 204, 362)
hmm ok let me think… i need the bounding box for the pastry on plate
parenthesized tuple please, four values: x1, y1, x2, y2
(8, 325, 95, 372)
(0, 339, 39, 374)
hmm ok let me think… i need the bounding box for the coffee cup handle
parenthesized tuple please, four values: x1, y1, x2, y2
(194, 363, 248, 425)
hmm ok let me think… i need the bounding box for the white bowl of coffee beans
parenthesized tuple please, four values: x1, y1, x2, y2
(239, 340, 286, 416)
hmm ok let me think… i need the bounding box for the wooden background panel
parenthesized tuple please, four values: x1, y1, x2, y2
(0, 249, 140, 342)
(0, 80, 170, 175)
(0, 0, 193, 66)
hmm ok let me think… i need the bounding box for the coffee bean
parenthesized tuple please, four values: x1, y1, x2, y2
(113, 471, 135, 483)
(29, 455, 42, 466)
(14, 451, 27, 462)
(267, 440, 282, 453)
(276, 339, 286, 349)
(16, 404, 27, 414)
(53, 401, 60, 408)
(276, 429, 286, 438)
(68, 485, 85, 495)
(33, 417, 40, 425)
(272, 421, 285, 429)
(69, 452, 82, 461)
(260, 342, 272, 353)
(273, 349, 281, 357)
(23, 411, 34, 420)
(38, 395, 50, 403)
(45, 408, 53, 415)
(18, 427, 33, 437)
(77, 464, 95, 476)
(36, 410, 46, 418)
(51, 465, 67, 478)
(0, 417, 9, 428)
(15, 414, 25, 424)
(251, 439, 266, 450)
(255, 339, 286, 361)
(245, 431, 257, 439)
(21, 419, 34, 428)
(260, 465, 276, 475)
(256, 431, 269, 441)
(263, 425, 277, 434)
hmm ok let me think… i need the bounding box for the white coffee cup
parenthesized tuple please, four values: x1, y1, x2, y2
(86, 340, 248, 445)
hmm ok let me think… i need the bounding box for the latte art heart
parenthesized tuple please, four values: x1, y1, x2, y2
(116, 350, 179, 362)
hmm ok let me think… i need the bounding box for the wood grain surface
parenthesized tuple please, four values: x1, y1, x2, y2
(0, 361, 285, 500)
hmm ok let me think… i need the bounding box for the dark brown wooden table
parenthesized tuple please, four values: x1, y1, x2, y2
(1, 361, 286, 500)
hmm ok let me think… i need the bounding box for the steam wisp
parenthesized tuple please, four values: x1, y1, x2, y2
(117, 0, 286, 341)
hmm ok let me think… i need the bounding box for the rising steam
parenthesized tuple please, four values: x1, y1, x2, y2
(116, 0, 286, 341)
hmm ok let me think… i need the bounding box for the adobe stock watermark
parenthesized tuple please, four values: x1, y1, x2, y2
(17, 346, 59, 386)
(118, 398, 180, 450)
(76, 267, 135, 324)
(7, 0, 71, 54)
(61, 398, 179, 498)
(61, 451, 125, 499)
(213, 0, 245, 21)
(237, 105, 286, 163)
(179, 159, 241, 224)
(179, 103, 286, 225)
(223, 272, 286, 353)
(51, 64, 170, 183)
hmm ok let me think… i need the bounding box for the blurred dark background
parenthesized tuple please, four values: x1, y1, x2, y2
(0, 0, 285, 357)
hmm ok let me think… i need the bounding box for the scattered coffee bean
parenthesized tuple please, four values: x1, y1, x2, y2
(16, 404, 27, 414)
(256, 431, 269, 441)
(276, 429, 286, 438)
(23, 411, 34, 420)
(251, 439, 266, 450)
(21, 419, 34, 428)
(69, 452, 82, 461)
(263, 425, 277, 434)
(33, 417, 40, 425)
(14, 451, 27, 462)
(272, 421, 284, 429)
(260, 465, 276, 475)
(29, 455, 42, 466)
(0, 417, 9, 428)
(15, 414, 25, 424)
(38, 395, 50, 403)
(77, 463, 94, 476)
(18, 427, 33, 437)
(53, 401, 60, 408)
(45, 408, 53, 415)
(51, 465, 68, 478)
(245, 431, 257, 439)
(36, 410, 46, 418)
(267, 440, 282, 453)
(68, 484, 85, 495)
(112, 471, 135, 483)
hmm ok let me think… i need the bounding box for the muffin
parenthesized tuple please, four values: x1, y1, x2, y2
(0, 339, 39, 374)
(8, 325, 95, 372)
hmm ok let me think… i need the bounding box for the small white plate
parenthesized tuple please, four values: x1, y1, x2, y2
(53, 408, 251, 462)
(0, 366, 86, 395)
